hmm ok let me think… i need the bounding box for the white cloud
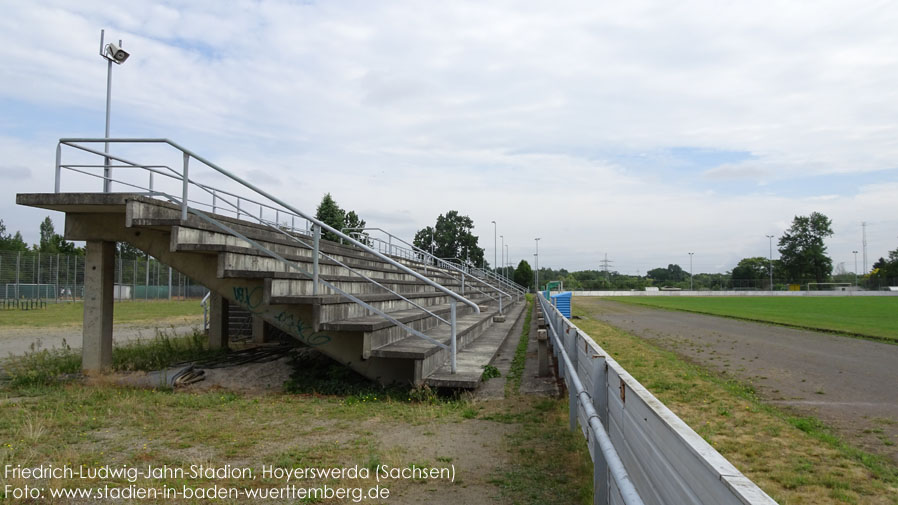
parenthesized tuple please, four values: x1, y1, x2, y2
(0, 1, 896, 270)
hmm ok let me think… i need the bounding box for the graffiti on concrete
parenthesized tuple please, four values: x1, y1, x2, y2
(231, 285, 331, 346)
(232, 286, 263, 313)
(274, 311, 331, 346)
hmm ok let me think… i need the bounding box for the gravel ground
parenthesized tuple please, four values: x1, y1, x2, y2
(579, 298, 898, 464)
(1, 320, 203, 357)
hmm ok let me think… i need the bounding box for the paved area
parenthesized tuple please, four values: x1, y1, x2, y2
(1, 322, 202, 357)
(578, 298, 898, 463)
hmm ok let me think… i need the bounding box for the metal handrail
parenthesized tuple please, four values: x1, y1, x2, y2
(470, 265, 527, 298)
(341, 226, 516, 305)
(56, 138, 480, 373)
(60, 161, 453, 329)
(537, 292, 645, 505)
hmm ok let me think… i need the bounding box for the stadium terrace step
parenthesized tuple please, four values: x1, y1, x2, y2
(426, 301, 526, 389)
(16, 192, 522, 387)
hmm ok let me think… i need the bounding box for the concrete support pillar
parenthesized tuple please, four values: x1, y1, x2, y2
(252, 315, 270, 344)
(82, 240, 115, 371)
(208, 292, 230, 350)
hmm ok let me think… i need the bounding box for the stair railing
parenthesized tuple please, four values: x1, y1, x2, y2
(342, 227, 514, 313)
(54, 138, 480, 373)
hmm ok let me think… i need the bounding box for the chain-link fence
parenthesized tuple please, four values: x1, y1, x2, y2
(0, 250, 206, 305)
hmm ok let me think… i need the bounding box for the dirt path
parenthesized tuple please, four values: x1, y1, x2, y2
(0, 318, 203, 356)
(577, 298, 898, 464)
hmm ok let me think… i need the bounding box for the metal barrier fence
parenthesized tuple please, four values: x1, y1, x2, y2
(0, 250, 205, 302)
(537, 292, 778, 505)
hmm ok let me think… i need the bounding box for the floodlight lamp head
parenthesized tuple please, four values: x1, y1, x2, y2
(105, 43, 130, 64)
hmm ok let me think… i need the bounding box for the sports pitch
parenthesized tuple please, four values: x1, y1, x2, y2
(604, 296, 898, 343)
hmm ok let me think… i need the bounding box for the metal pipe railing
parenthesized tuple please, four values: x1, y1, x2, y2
(537, 292, 645, 505)
(342, 226, 515, 311)
(56, 138, 480, 373)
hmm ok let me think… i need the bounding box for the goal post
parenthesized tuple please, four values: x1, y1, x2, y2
(806, 282, 853, 291)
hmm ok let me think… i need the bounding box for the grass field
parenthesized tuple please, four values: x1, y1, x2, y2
(0, 300, 203, 328)
(573, 299, 898, 505)
(606, 296, 898, 342)
(0, 298, 593, 504)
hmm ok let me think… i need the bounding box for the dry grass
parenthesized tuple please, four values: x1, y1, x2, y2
(573, 298, 898, 505)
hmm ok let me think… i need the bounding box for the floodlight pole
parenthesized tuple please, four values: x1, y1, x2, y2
(99, 29, 124, 193)
(766, 234, 775, 290)
(688, 252, 694, 290)
(852, 250, 858, 287)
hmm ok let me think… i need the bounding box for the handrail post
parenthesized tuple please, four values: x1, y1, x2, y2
(212, 190, 217, 214)
(236, 198, 241, 219)
(461, 273, 465, 296)
(180, 152, 189, 222)
(499, 293, 503, 314)
(312, 224, 321, 295)
(54, 143, 61, 193)
(450, 299, 457, 374)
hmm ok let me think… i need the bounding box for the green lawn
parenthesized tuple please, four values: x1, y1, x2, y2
(0, 300, 203, 328)
(607, 296, 898, 342)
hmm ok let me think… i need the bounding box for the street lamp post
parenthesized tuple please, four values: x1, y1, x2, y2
(766, 235, 775, 290)
(534, 237, 540, 292)
(505, 243, 509, 281)
(492, 221, 497, 273)
(853, 250, 859, 287)
(99, 29, 130, 193)
(688, 252, 694, 290)
(500, 235, 504, 279)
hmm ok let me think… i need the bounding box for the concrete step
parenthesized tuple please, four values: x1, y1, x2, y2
(266, 276, 441, 297)
(273, 291, 462, 325)
(370, 305, 507, 384)
(425, 302, 526, 389)
(172, 226, 456, 280)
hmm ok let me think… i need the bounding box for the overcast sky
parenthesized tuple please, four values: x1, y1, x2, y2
(2, 1, 897, 274)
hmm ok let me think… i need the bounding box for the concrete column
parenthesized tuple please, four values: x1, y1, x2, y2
(82, 240, 115, 371)
(252, 315, 270, 344)
(208, 292, 230, 350)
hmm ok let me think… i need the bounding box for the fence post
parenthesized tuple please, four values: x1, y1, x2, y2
(15, 251, 20, 299)
(180, 152, 190, 222)
(592, 355, 609, 505)
(168, 266, 172, 300)
(312, 224, 321, 295)
(450, 298, 458, 374)
(54, 143, 61, 193)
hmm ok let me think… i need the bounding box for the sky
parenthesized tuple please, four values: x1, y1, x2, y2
(1, 0, 897, 274)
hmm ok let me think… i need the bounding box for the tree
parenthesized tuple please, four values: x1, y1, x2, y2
(117, 242, 144, 259)
(412, 211, 485, 266)
(778, 212, 833, 284)
(513, 259, 533, 289)
(646, 264, 686, 285)
(36, 216, 78, 254)
(731, 257, 769, 287)
(315, 193, 345, 242)
(314, 193, 369, 244)
(0, 219, 28, 252)
(39, 216, 55, 251)
(869, 246, 898, 285)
